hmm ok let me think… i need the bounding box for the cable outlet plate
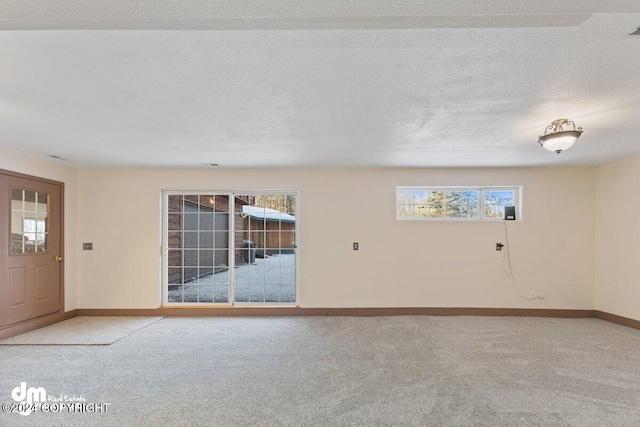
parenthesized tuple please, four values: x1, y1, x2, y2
(528, 291, 544, 300)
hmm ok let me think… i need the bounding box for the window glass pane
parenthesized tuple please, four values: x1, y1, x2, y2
(182, 195, 199, 210)
(168, 267, 182, 285)
(184, 250, 198, 267)
(485, 190, 514, 218)
(10, 189, 48, 254)
(183, 232, 198, 248)
(168, 214, 181, 230)
(184, 267, 198, 283)
(214, 268, 229, 285)
(280, 254, 295, 267)
(249, 268, 266, 286)
(413, 190, 427, 204)
(265, 266, 280, 285)
(214, 213, 229, 231)
(182, 213, 198, 231)
(396, 187, 515, 220)
(397, 190, 413, 204)
(199, 212, 214, 230)
(167, 285, 183, 302)
(199, 232, 214, 249)
(182, 287, 198, 302)
(445, 191, 479, 218)
(249, 286, 265, 303)
(397, 205, 414, 218)
(426, 191, 445, 216)
(214, 196, 231, 214)
(234, 285, 249, 302)
(11, 189, 23, 203)
(168, 249, 182, 268)
(416, 204, 434, 218)
(168, 195, 182, 212)
(200, 250, 214, 267)
(280, 285, 296, 303)
(199, 195, 215, 212)
(198, 286, 214, 303)
(214, 249, 229, 268)
(214, 286, 229, 303)
(168, 232, 181, 249)
(265, 285, 280, 303)
(280, 267, 296, 286)
(24, 190, 36, 211)
(11, 207, 25, 254)
(198, 268, 214, 284)
(213, 232, 228, 250)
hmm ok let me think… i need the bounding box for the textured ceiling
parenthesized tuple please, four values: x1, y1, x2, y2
(0, 1, 640, 168)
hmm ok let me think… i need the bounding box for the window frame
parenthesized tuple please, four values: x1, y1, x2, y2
(396, 186, 522, 221)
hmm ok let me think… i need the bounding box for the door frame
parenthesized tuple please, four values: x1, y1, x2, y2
(231, 190, 299, 307)
(0, 168, 65, 328)
(161, 191, 235, 307)
(161, 190, 299, 307)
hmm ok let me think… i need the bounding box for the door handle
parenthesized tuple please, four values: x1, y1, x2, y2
(54, 256, 63, 262)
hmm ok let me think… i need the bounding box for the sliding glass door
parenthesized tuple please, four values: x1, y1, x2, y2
(163, 191, 297, 305)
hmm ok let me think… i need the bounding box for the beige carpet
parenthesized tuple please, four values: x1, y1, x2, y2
(1, 316, 640, 425)
(0, 316, 165, 345)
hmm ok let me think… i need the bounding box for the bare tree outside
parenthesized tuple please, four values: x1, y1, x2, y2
(252, 195, 296, 214)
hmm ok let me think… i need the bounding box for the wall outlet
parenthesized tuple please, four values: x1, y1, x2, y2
(353, 242, 359, 251)
(496, 243, 503, 251)
(528, 291, 543, 300)
(83, 243, 93, 250)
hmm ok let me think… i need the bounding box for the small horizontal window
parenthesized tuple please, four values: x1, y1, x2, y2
(396, 186, 521, 220)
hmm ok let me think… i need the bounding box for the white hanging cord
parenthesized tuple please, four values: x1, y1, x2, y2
(503, 220, 533, 300)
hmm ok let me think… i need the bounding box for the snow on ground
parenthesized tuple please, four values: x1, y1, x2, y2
(168, 254, 296, 303)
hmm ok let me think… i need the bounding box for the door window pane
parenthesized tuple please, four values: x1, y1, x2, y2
(11, 189, 48, 254)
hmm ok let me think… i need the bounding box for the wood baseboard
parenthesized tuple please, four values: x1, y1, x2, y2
(328, 308, 595, 317)
(0, 310, 77, 341)
(7, 309, 638, 341)
(77, 307, 327, 317)
(76, 307, 596, 318)
(595, 311, 640, 331)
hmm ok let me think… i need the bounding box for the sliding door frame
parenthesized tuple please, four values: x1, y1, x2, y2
(162, 191, 234, 307)
(232, 190, 299, 307)
(161, 190, 299, 307)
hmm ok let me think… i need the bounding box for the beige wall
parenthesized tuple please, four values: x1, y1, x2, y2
(76, 167, 595, 309)
(0, 147, 78, 311)
(596, 156, 640, 321)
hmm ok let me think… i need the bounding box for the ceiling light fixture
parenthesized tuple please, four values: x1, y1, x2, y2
(538, 119, 583, 154)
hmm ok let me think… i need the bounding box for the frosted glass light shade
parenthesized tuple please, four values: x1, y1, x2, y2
(540, 131, 581, 154)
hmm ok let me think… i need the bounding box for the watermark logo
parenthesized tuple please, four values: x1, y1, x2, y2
(10, 382, 46, 416)
(3, 383, 110, 416)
